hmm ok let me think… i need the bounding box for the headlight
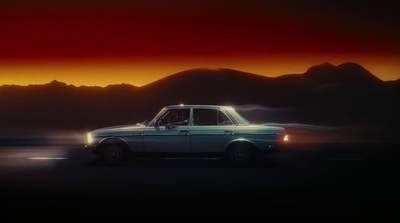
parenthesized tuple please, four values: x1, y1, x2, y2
(283, 134, 289, 142)
(87, 133, 93, 144)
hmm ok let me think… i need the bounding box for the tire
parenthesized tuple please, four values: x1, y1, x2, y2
(227, 144, 254, 166)
(101, 144, 126, 166)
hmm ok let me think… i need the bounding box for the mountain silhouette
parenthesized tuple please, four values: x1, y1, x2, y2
(0, 62, 399, 134)
(305, 62, 383, 85)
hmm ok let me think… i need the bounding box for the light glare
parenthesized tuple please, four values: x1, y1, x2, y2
(87, 133, 93, 144)
(283, 134, 289, 142)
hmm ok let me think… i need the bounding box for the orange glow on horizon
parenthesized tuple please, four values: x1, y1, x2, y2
(1, 1, 400, 88)
(1, 55, 399, 87)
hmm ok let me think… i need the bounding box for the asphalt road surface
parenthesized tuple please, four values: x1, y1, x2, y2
(0, 143, 399, 220)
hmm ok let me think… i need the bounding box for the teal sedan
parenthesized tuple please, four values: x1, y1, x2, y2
(86, 105, 288, 166)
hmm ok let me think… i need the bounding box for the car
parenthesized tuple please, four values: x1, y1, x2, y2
(86, 105, 289, 165)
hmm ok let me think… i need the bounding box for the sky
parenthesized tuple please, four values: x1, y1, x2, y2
(1, 0, 400, 86)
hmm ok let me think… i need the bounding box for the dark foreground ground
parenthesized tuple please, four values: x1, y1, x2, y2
(0, 143, 399, 221)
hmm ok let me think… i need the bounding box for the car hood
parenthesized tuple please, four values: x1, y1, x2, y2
(91, 124, 146, 136)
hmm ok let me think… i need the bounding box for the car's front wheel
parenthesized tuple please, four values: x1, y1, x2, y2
(101, 144, 126, 166)
(227, 144, 254, 166)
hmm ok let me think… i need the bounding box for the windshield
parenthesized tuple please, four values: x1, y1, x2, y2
(141, 119, 150, 125)
(224, 107, 250, 125)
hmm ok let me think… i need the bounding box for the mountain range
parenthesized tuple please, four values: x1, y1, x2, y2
(0, 62, 399, 134)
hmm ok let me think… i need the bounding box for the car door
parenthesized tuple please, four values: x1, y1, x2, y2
(190, 108, 235, 153)
(143, 108, 191, 152)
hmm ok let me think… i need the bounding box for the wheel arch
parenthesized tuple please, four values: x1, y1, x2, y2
(225, 138, 258, 153)
(98, 137, 131, 153)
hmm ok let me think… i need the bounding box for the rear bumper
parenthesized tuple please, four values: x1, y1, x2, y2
(257, 143, 287, 154)
(257, 149, 282, 155)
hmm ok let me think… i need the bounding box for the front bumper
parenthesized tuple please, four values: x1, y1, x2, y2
(85, 144, 100, 155)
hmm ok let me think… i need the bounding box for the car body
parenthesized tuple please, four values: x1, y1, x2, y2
(86, 105, 288, 165)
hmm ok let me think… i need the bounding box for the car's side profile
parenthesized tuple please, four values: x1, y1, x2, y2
(86, 105, 288, 165)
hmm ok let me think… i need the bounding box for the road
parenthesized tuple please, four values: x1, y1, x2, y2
(0, 144, 399, 220)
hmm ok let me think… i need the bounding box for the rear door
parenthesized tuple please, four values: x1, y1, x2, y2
(190, 108, 235, 153)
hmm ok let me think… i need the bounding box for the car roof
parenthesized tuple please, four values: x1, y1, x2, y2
(165, 105, 234, 110)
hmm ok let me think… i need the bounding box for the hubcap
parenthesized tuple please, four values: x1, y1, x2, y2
(106, 146, 121, 162)
(232, 146, 249, 162)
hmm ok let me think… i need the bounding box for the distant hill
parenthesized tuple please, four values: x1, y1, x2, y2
(304, 62, 383, 85)
(0, 63, 399, 134)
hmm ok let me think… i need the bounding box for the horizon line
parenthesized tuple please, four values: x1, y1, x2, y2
(0, 63, 395, 88)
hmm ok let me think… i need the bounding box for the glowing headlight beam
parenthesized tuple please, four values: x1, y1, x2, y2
(87, 133, 93, 144)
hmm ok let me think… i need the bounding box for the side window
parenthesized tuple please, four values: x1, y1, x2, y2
(193, 109, 218, 126)
(218, 110, 233, 125)
(193, 109, 233, 126)
(157, 109, 190, 126)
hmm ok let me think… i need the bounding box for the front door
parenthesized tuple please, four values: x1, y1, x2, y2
(143, 108, 191, 152)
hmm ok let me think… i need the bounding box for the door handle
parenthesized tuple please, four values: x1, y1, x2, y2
(224, 130, 234, 135)
(179, 130, 189, 136)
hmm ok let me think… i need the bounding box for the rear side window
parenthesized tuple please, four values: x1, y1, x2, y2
(193, 109, 233, 126)
(218, 110, 233, 125)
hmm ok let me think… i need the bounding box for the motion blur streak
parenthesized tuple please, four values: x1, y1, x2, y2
(232, 104, 393, 144)
(234, 104, 299, 125)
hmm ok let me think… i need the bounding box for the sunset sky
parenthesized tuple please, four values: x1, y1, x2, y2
(1, 0, 399, 86)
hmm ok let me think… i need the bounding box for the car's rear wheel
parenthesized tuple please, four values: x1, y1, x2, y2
(101, 144, 126, 166)
(228, 144, 254, 166)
